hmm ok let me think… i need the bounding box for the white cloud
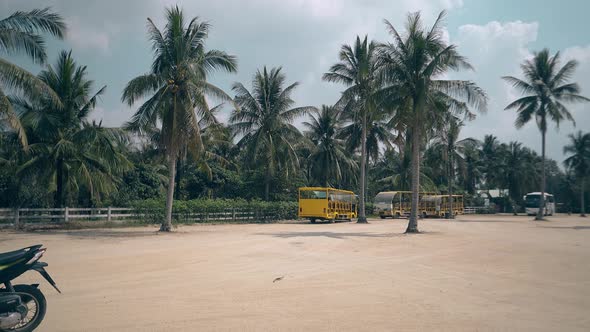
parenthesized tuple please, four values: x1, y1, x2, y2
(457, 21, 537, 59)
(66, 17, 112, 54)
(283, 0, 344, 17)
(12, 0, 588, 163)
(88, 106, 136, 128)
(451, 20, 590, 163)
(451, 21, 540, 153)
(558, 45, 590, 139)
(89, 106, 105, 123)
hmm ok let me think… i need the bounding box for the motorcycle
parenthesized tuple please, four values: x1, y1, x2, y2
(0, 245, 60, 332)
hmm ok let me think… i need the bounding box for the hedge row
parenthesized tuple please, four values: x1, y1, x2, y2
(131, 199, 299, 224)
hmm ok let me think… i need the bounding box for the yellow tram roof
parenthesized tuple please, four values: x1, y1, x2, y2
(375, 191, 439, 195)
(299, 187, 355, 194)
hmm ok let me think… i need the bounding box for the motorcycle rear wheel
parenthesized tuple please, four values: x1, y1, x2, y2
(1, 285, 46, 332)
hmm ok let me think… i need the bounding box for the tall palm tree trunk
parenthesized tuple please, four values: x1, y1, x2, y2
(581, 177, 586, 217)
(406, 123, 420, 233)
(448, 153, 454, 219)
(536, 130, 547, 220)
(174, 159, 182, 200)
(162, 96, 177, 232)
(357, 111, 368, 223)
(55, 158, 64, 208)
(365, 152, 370, 208)
(162, 154, 176, 232)
(264, 167, 271, 201)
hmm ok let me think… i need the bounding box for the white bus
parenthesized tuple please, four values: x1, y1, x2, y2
(523, 192, 555, 216)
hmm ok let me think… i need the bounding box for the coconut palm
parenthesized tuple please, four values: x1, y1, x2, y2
(323, 35, 381, 223)
(303, 105, 357, 187)
(459, 140, 482, 194)
(16, 50, 129, 207)
(337, 105, 396, 166)
(563, 131, 590, 217)
(431, 117, 476, 218)
(499, 142, 538, 209)
(122, 6, 237, 231)
(175, 105, 236, 199)
(503, 49, 589, 220)
(230, 66, 314, 200)
(0, 7, 66, 147)
(378, 11, 487, 232)
(480, 134, 503, 189)
(337, 104, 395, 199)
(377, 146, 436, 192)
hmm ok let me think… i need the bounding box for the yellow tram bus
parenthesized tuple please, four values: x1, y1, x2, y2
(298, 187, 357, 223)
(421, 194, 465, 218)
(419, 193, 441, 218)
(439, 194, 464, 217)
(374, 191, 411, 218)
(375, 191, 463, 218)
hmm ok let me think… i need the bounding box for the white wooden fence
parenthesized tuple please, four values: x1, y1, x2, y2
(0, 207, 286, 229)
(0, 207, 135, 229)
(464, 206, 494, 214)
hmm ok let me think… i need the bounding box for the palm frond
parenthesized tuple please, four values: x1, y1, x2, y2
(0, 58, 61, 108)
(0, 7, 65, 63)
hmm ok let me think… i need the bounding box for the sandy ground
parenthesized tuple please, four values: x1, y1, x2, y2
(1, 214, 590, 331)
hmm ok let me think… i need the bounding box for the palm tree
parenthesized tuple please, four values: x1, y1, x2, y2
(0, 7, 66, 147)
(377, 146, 436, 191)
(378, 11, 487, 232)
(459, 140, 482, 194)
(303, 105, 357, 187)
(16, 50, 129, 207)
(337, 104, 395, 199)
(431, 117, 476, 218)
(480, 134, 503, 189)
(230, 66, 314, 200)
(503, 49, 589, 220)
(338, 105, 396, 167)
(175, 105, 235, 199)
(122, 6, 237, 231)
(323, 35, 381, 223)
(501, 142, 538, 206)
(563, 131, 590, 217)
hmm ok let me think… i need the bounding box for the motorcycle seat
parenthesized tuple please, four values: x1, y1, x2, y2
(0, 245, 42, 267)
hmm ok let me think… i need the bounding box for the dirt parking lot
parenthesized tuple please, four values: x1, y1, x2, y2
(1, 215, 589, 331)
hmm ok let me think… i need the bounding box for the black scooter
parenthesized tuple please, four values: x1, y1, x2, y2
(0, 245, 60, 332)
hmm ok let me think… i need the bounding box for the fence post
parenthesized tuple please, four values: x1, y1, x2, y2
(107, 206, 112, 222)
(64, 207, 69, 223)
(14, 208, 20, 230)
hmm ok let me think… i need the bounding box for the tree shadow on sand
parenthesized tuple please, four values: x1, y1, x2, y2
(257, 231, 409, 239)
(538, 226, 590, 230)
(452, 219, 517, 223)
(22, 229, 161, 239)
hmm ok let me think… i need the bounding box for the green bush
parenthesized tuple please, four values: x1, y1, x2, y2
(131, 198, 298, 224)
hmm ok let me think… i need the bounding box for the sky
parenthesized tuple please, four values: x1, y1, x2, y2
(2, 0, 590, 163)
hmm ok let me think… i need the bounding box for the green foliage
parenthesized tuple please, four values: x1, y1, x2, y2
(230, 66, 315, 201)
(16, 50, 129, 208)
(121, 5, 237, 230)
(2, 6, 589, 224)
(131, 198, 298, 224)
(377, 11, 487, 231)
(323, 35, 383, 221)
(111, 164, 165, 206)
(304, 105, 358, 187)
(503, 49, 589, 218)
(0, 7, 66, 147)
(564, 131, 590, 180)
